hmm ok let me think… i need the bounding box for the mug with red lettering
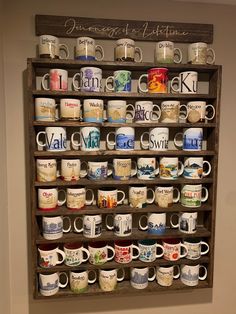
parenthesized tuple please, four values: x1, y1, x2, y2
(138, 68, 168, 93)
(162, 238, 188, 261)
(38, 188, 66, 210)
(60, 99, 81, 120)
(114, 240, 140, 264)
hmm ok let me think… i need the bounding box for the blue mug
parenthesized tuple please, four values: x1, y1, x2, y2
(139, 213, 166, 235)
(138, 239, 164, 262)
(106, 127, 135, 151)
(106, 70, 132, 92)
(174, 128, 203, 151)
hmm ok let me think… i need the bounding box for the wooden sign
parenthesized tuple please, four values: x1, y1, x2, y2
(35, 15, 213, 43)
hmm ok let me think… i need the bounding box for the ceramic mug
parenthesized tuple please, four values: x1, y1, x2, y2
(159, 157, 184, 180)
(60, 99, 81, 120)
(130, 267, 156, 289)
(155, 41, 182, 64)
(39, 272, 68, 296)
(66, 187, 94, 210)
(114, 240, 140, 264)
(70, 270, 97, 293)
(99, 268, 125, 292)
(138, 68, 168, 93)
(139, 213, 166, 235)
(137, 157, 159, 180)
(112, 158, 137, 180)
(188, 42, 215, 65)
(106, 213, 132, 237)
(42, 69, 68, 91)
(183, 238, 210, 260)
(156, 265, 180, 287)
(154, 186, 180, 208)
(60, 159, 87, 181)
(162, 238, 188, 261)
(35, 98, 57, 121)
(129, 185, 155, 208)
(171, 71, 198, 94)
(180, 264, 207, 286)
(83, 99, 104, 123)
(88, 242, 115, 265)
(39, 35, 69, 59)
(107, 127, 135, 151)
(115, 38, 143, 62)
(187, 101, 215, 123)
(97, 187, 125, 208)
(38, 244, 66, 268)
(181, 184, 208, 207)
(170, 212, 198, 234)
(141, 127, 169, 151)
(42, 216, 71, 240)
(38, 188, 66, 210)
(36, 159, 57, 182)
(75, 36, 104, 61)
(74, 214, 102, 238)
(71, 127, 100, 151)
(174, 128, 203, 151)
(87, 161, 112, 181)
(36, 127, 67, 152)
(106, 100, 135, 123)
(106, 70, 132, 92)
(183, 157, 211, 179)
(64, 242, 90, 266)
(138, 239, 164, 262)
(159, 100, 188, 123)
(134, 101, 161, 123)
(72, 67, 102, 92)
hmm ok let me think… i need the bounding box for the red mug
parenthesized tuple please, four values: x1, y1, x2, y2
(162, 238, 188, 261)
(138, 68, 168, 93)
(114, 240, 140, 264)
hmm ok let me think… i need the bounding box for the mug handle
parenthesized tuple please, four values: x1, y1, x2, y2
(200, 241, 210, 255)
(148, 267, 156, 281)
(107, 163, 113, 177)
(105, 214, 114, 230)
(88, 270, 97, 284)
(131, 161, 137, 177)
(138, 215, 148, 230)
(134, 46, 143, 63)
(131, 244, 140, 260)
(81, 247, 90, 263)
(146, 188, 155, 204)
(57, 189, 67, 206)
(198, 265, 208, 280)
(173, 188, 180, 203)
(205, 104, 215, 120)
(173, 132, 183, 148)
(140, 132, 150, 149)
(138, 74, 148, 93)
(117, 268, 125, 282)
(106, 131, 116, 147)
(55, 248, 66, 264)
(85, 189, 94, 205)
(41, 73, 50, 90)
(80, 161, 88, 178)
(202, 161, 212, 177)
(71, 132, 81, 147)
(117, 190, 125, 205)
(59, 44, 69, 59)
(95, 45, 104, 61)
(73, 216, 84, 233)
(62, 216, 72, 233)
(170, 76, 180, 93)
(206, 48, 216, 64)
(58, 272, 68, 288)
(179, 243, 188, 258)
(72, 73, 81, 91)
(36, 131, 46, 147)
(126, 104, 135, 121)
(106, 245, 115, 261)
(173, 265, 180, 279)
(179, 104, 188, 119)
(155, 244, 164, 258)
(178, 161, 184, 176)
(173, 48, 183, 64)
(170, 213, 179, 228)
(105, 76, 114, 91)
(151, 104, 161, 121)
(201, 187, 209, 202)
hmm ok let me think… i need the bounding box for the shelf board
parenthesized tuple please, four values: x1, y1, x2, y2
(35, 227, 211, 244)
(35, 203, 212, 216)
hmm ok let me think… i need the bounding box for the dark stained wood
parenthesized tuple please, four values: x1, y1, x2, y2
(35, 15, 213, 43)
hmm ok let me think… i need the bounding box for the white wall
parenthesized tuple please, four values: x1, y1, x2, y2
(2, 0, 236, 313)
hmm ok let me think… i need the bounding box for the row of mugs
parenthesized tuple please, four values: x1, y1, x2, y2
(36, 98, 215, 124)
(38, 184, 209, 210)
(37, 156, 211, 182)
(41, 67, 202, 94)
(41, 211, 203, 240)
(39, 35, 215, 65)
(36, 127, 205, 152)
(39, 263, 208, 296)
(39, 238, 209, 269)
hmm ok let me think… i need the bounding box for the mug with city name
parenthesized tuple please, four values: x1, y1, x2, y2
(35, 98, 57, 122)
(159, 100, 188, 123)
(72, 67, 102, 92)
(155, 41, 182, 64)
(36, 127, 67, 152)
(181, 184, 209, 207)
(71, 127, 100, 151)
(60, 99, 81, 120)
(156, 265, 180, 287)
(188, 42, 215, 65)
(83, 99, 104, 123)
(171, 71, 198, 94)
(186, 101, 215, 123)
(141, 127, 169, 151)
(115, 38, 143, 62)
(74, 214, 102, 238)
(183, 157, 211, 179)
(107, 127, 135, 151)
(134, 101, 161, 123)
(138, 68, 168, 93)
(70, 270, 97, 293)
(60, 159, 87, 181)
(106, 213, 132, 237)
(39, 35, 69, 59)
(66, 187, 94, 210)
(42, 69, 68, 91)
(159, 157, 184, 180)
(106, 100, 134, 123)
(86, 161, 112, 181)
(63, 242, 90, 266)
(114, 240, 140, 264)
(162, 238, 188, 261)
(36, 159, 57, 182)
(97, 187, 125, 208)
(137, 157, 159, 180)
(99, 268, 125, 292)
(174, 128, 203, 151)
(129, 185, 155, 208)
(75, 36, 104, 61)
(112, 158, 137, 180)
(38, 188, 66, 210)
(139, 213, 166, 235)
(170, 212, 198, 234)
(155, 186, 180, 208)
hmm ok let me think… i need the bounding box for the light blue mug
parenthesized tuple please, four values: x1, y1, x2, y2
(174, 128, 203, 151)
(139, 213, 166, 235)
(106, 127, 135, 151)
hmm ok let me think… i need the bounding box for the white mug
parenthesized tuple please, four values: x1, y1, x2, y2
(188, 42, 215, 65)
(181, 184, 208, 207)
(159, 157, 184, 180)
(70, 270, 96, 293)
(129, 185, 155, 208)
(60, 159, 87, 181)
(162, 239, 188, 261)
(155, 41, 182, 64)
(170, 212, 198, 234)
(39, 272, 68, 296)
(72, 67, 102, 92)
(99, 268, 125, 291)
(38, 188, 66, 210)
(35, 98, 57, 121)
(160, 100, 188, 123)
(36, 127, 67, 152)
(38, 244, 66, 268)
(141, 127, 169, 151)
(42, 69, 68, 91)
(155, 186, 180, 208)
(87, 161, 112, 181)
(107, 127, 135, 151)
(187, 101, 215, 123)
(106, 213, 132, 237)
(71, 127, 100, 151)
(137, 157, 159, 180)
(36, 159, 57, 182)
(88, 242, 115, 265)
(174, 128, 203, 151)
(112, 158, 137, 180)
(183, 238, 210, 260)
(60, 99, 81, 120)
(183, 157, 211, 179)
(63, 242, 90, 266)
(39, 35, 69, 59)
(171, 71, 198, 94)
(42, 216, 71, 240)
(134, 101, 161, 123)
(181, 264, 207, 286)
(97, 187, 125, 208)
(75, 37, 104, 61)
(130, 267, 156, 289)
(114, 241, 140, 264)
(66, 187, 94, 210)
(139, 213, 166, 235)
(138, 239, 164, 262)
(83, 99, 104, 123)
(74, 214, 102, 238)
(156, 265, 180, 287)
(115, 38, 143, 62)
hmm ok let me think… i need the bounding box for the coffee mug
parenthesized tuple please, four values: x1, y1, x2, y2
(39, 35, 69, 59)
(60, 99, 81, 120)
(186, 101, 215, 123)
(170, 212, 198, 234)
(130, 267, 156, 289)
(156, 265, 180, 287)
(87, 161, 112, 181)
(138, 68, 168, 93)
(129, 185, 155, 208)
(183, 238, 210, 260)
(106, 100, 135, 123)
(159, 100, 188, 123)
(188, 42, 215, 65)
(115, 38, 143, 62)
(75, 37, 104, 61)
(97, 187, 125, 208)
(36, 159, 57, 182)
(107, 127, 135, 151)
(70, 270, 97, 293)
(74, 214, 102, 238)
(106, 70, 131, 92)
(159, 157, 184, 180)
(60, 159, 87, 181)
(36, 127, 67, 152)
(88, 242, 115, 265)
(38, 244, 66, 268)
(138, 239, 164, 262)
(42, 216, 71, 240)
(64, 242, 90, 266)
(114, 240, 140, 263)
(35, 98, 57, 121)
(183, 157, 211, 179)
(66, 187, 94, 210)
(139, 213, 166, 235)
(112, 158, 137, 180)
(72, 67, 102, 92)
(42, 69, 68, 91)
(180, 264, 207, 286)
(162, 238, 188, 261)
(141, 127, 169, 151)
(83, 99, 104, 123)
(38, 188, 66, 210)
(174, 128, 203, 151)
(134, 101, 161, 123)
(71, 127, 100, 151)
(137, 157, 159, 180)
(155, 41, 182, 64)
(106, 213, 132, 237)
(181, 184, 208, 207)
(99, 268, 125, 291)
(171, 71, 198, 94)
(155, 186, 180, 208)
(39, 272, 68, 296)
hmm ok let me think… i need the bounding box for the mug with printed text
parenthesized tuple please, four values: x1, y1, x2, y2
(39, 272, 68, 296)
(155, 41, 182, 64)
(174, 128, 203, 151)
(64, 242, 90, 266)
(83, 99, 104, 123)
(87, 161, 112, 181)
(156, 265, 180, 287)
(114, 240, 140, 264)
(160, 100, 188, 123)
(39, 35, 69, 59)
(159, 157, 184, 180)
(141, 127, 169, 151)
(155, 186, 180, 208)
(74, 214, 102, 238)
(183, 238, 210, 260)
(188, 42, 215, 65)
(186, 101, 215, 123)
(60, 99, 81, 120)
(35, 98, 57, 121)
(181, 184, 208, 207)
(36, 127, 67, 152)
(134, 101, 161, 123)
(71, 127, 100, 151)
(42, 69, 68, 91)
(107, 127, 135, 151)
(106, 100, 135, 123)
(138, 68, 168, 93)
(115, 38, 143, 62)
(181, 264, 207, 286)
(170, 212, 198, 234)
(130, 267, 156, 289)
(129, 185, 155, 208)
(106, 213, 132, 237)
(112, 158, 137, 180)
(36, 159, 57, 182)
(97, 187, 125, 208)
(137, 157, 159, 180)
(162, 238, 188, 261)
(72, 67, 102, 92)
(38, 188, 66, 210)
(38, 244, 66, 268)
(70, 270, 96, 293)
(42, 216, 71, 240)
(139, 213, 166, 235)
(75, 36, 104, 61)
(99, 268, 125, 292)
(171, 71, 198, 94)
(60, 159, 87, 181)
(88, 242, 115, 265)
(138, 239, 164, 262)
(66, 187, 94, 210)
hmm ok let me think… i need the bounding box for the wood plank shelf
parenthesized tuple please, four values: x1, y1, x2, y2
(35, 203, 212, 216)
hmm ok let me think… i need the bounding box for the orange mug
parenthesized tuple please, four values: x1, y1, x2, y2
(138, 68, 168, 93)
